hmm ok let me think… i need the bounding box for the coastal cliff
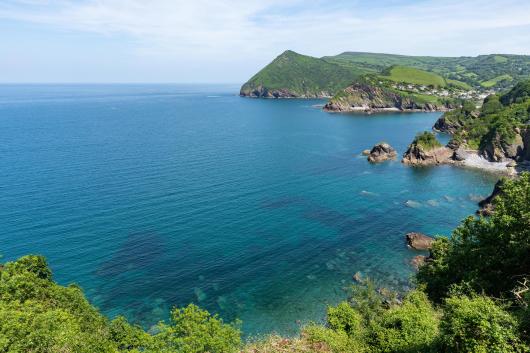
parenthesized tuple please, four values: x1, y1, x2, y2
(324, 81, 452, 113)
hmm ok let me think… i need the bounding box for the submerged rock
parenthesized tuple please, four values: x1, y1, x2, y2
(406, 232, 435, 250)
(410, 255, 427, 269)
(367, 143, 397, 163)
(353, 271, 363, 283)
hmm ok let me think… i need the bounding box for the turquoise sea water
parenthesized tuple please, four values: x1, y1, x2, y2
(0, 84, 498, 336)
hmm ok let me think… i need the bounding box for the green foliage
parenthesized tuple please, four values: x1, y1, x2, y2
(369, 291, 439, 353)
(413, 132, 442, 151)
(440, 295, 523, 352)
(109, 316, 153, 351)
(303, 325, 362, 353)
(152, 304, 241, 353)
(326, 302, 363, 336)
(419, 173, 530, 301)
(501, 80, 530, 105)
(445, 81, 530, 153)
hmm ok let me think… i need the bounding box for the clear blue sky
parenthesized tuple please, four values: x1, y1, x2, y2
(1, 0, 529, 83)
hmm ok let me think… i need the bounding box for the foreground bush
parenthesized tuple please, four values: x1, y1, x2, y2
(0, 255, 241, 353)
(418, 173, 530, 301)
(440, 295, 523, 353)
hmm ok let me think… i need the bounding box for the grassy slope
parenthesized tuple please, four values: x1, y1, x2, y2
(380, 66, 447, 87)
(481, 74, 513, 88)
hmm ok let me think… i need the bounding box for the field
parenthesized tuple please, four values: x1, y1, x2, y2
(381, 66, 447, 87)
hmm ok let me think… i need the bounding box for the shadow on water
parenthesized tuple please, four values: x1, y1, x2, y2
(96, 232, 167, 278)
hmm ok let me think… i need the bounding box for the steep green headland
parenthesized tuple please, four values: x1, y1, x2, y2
(241, 50, 530, 99)
(4, 174, 530, 352)
(239, 50, 365, 98)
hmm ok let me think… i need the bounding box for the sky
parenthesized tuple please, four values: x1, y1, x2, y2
(1, 0, 530, 83)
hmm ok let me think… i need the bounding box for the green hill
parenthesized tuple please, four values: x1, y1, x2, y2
(241, 51, 530, 98)
(239, 50, 366, 98)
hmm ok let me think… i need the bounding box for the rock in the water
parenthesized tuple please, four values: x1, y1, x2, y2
(352, 271, 363, 283)
(367, 143, 397, 163)
(362, 149, 371, 156)
(477, 179, 506, 216)
(402, 145, 453, 166)
(406, 232, 435, 250)
(453, 147, 469, 162)
(410, 255, 426, 269)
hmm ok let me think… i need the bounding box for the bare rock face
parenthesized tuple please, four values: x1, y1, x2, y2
(477, 179, 505, 216)
(480, 130, 525, 162)
(367, 143, 397, 163)
(402, 145, 453, 166)
(520, 128, 530, 162)
(406, 232, 435, 250)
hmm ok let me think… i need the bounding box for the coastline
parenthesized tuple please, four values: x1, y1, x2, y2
(323, 106, 451, 114)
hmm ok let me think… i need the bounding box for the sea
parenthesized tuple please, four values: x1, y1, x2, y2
(0, 84, 498, 336)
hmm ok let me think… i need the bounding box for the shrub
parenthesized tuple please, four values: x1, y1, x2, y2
(413, 132, 442, 151)
(369, 291, 439, 353)
(440, 295, 524, 353)
(152, 304, 241, 353)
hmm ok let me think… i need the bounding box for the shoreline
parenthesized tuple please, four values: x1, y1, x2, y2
(323, 106, 452, 114)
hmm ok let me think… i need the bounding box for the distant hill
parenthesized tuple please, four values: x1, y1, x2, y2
(241, 51, 530, 98)
(239, 50, 366, 98)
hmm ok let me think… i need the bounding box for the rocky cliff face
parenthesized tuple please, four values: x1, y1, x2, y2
(519, 128, 530, 161)
(239, 85, 331, 98)
(324, 82, 452, 113)
(477, 179, 505, 216)
(480, 129, 525, 162)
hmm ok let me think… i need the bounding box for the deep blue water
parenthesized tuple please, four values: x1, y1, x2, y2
(0, 84, 498, 336)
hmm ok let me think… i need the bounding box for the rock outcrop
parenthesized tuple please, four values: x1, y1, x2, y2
(367, 143, 397, 163)
(240, 86, 331, 99)
(402, 145, 453, 166)
(480, 130, 525, 162)
(324, 82, 452, 113)
(477, 179, 505, 216)
(519, 128, 530, 162)
(406, 232, 435, 250)
(433, 115, 462, 134)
